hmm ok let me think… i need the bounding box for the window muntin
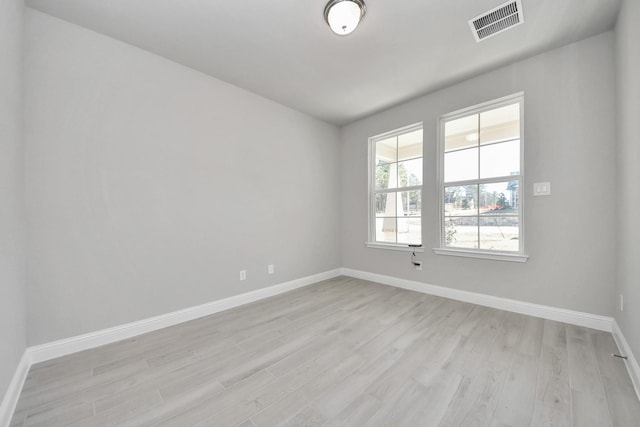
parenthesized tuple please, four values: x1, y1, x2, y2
(370, 124, 423, 246)
(440, 95, 523, 254)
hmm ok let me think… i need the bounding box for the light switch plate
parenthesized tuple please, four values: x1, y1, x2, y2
(533, 182, 551, 196)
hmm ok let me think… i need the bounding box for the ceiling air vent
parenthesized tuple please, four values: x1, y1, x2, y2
(469, 0, 524, 42)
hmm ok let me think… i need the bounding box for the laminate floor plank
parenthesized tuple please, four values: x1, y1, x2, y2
(74, 390, 164, 427)
(322, 393, 381, 427)
(438, 312, 523, 426)
(278, 406, 327, 427)
(354, 296, 444, 359)
(16, 359, 151, 415)
(249, 352, 366, 426)
(531, 320, 572, 427)
(490, 352, 539, 427)
(365, 327, 463, 404)
(310, 347, 400, 420)
(153, 369, 277, 427)
(391, 298, 475, 351)
(566, 325, 612, 427)
(9, 277, 640, 427)
(364, 378, 431, 426)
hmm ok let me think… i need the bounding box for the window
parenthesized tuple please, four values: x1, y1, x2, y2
(368, 123, 423, 249)
(437, 94, 526, 261)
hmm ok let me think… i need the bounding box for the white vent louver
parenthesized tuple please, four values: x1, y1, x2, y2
(469, 0, 524, 42)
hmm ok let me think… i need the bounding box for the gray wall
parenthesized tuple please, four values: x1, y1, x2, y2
(24, 10, 341, 345)
(0, 0, 27, 400)
(615, 0, 640, 359)
(341, 32, 617, 317)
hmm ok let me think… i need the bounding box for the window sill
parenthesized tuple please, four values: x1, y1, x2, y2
(365, 242, 425, 253)
(433, 248, 528, 263)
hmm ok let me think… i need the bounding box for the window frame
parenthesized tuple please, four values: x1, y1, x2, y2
(435, 93, 528, 262)
(367, 122, 424, 252)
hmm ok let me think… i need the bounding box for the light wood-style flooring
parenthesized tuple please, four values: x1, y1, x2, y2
(9, 276, 640, 426)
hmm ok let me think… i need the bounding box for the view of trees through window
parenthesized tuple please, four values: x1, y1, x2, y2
(441, 98, 522, 252)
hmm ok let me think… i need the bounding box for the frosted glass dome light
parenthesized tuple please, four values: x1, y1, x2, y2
(324, 0, 366, 36)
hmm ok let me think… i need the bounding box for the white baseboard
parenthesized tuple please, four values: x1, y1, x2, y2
(612, 320, 640, 401)
(28, 268, 341, 364)
(0, 352, 30, 427)
(341, 268, 613, 332)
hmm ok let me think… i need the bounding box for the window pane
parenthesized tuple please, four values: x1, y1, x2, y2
(400, 191, 421, 216)
(479, 181, 519, 215)
(376, 137, 397, 163)
(445, 114, 478, 152)
(444, 217, 478, 249)
(480, 103, 520, 145)
(376, 217, 397, 243)
(444, 147, 478, 183)
(398, 129, 423, 161)
(375, 192, 396, 217)
(398, 217, 421, 244)
(479, 217, 519, 251)
(398, 159, 422, 187)
(376, 162, 399, 190)
(480, 140, 520, 179)
(444, 185, 478, 216)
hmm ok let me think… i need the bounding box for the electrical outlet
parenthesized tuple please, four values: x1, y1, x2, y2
(620, 294, 624, 311)
(268, 264, 274, 275)
(240, 270, 247, 281)
(415, 262, 422, 271)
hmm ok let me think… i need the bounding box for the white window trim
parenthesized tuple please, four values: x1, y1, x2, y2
(435, 93, 527, 262)
(367, 122, 424, 251)
(365, 242, 425, 252)
(433, 247, 528, 262)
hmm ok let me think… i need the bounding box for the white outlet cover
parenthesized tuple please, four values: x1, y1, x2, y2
(533, 182, 551, 196)
(268, 264, 274, 274)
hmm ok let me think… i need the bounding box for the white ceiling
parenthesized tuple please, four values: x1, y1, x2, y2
(25, 0, 620, 125)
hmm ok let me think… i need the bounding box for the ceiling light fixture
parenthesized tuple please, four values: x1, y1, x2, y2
(324, 0, 366, 36)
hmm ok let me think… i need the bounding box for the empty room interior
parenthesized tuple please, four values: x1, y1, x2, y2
(1, 0, 640, 425)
